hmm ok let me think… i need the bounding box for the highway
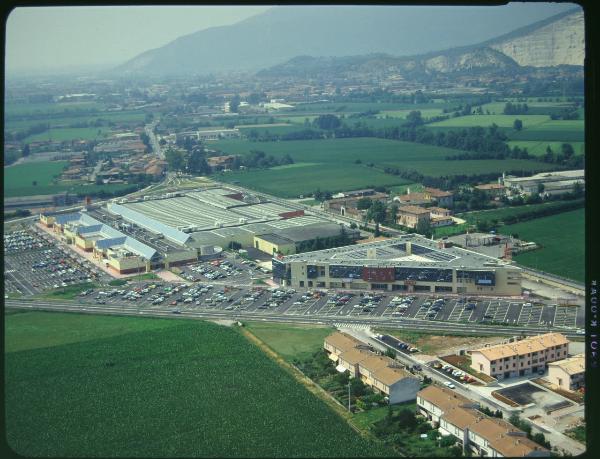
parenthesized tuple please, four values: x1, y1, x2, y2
(5, 299, 584, 340)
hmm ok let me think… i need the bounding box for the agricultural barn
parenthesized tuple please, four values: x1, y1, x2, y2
(417, 385, 549, 457)
(273, 234, 522, 296)
(502, 170, 584, 196)
(324, 332, 420, 404)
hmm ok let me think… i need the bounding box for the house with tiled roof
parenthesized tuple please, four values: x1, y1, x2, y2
(470, 333, 569, 380)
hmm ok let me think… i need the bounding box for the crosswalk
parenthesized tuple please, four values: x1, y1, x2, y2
(333, 322, 371, 330)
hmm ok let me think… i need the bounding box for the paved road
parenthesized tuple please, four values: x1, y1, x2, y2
(5, 299, 584, 340)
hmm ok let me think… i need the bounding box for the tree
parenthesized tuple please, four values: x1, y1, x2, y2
(32, 180, 37, 186)
(165, 148, 185, 172)
(572, 181, 584, 197)
(396, 409, 418, 430)
(415, 218, 432, 237)
(367, 200, 387, 225)
(356, 197, 373, 210)
(349, 377, 367, 397)
(187, 149, 211, 175)
(561, 143, 575, 159)
(406, 110, 423, 127)
(22, 143, 30, 157)
(229, 94, 241, 113)
(388, 203, 398, 223)
(313, 114, 341, 130)
(537, 183, 545, 194)
(384, 348, 397, 359)
(513, 119, 523, 131)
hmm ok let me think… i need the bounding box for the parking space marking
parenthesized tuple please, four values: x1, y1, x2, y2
(553, 306, 578, 328)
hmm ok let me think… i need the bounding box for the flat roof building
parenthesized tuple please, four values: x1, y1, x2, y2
(273, 234, 521, 296)
(470, 333, 569, 380)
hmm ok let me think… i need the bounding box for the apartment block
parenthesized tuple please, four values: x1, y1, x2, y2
(417, 385, 550, 457)
(470, 333, 569, 380)
(323, 332, 420, 404)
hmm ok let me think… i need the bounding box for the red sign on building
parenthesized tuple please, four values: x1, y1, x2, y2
(362, 267, 395, 282)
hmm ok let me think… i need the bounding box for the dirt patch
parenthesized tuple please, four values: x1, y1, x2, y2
(155, 270, 186, 283)
(378, 329, 503, 356)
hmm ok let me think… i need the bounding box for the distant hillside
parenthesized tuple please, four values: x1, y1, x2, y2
(486, 9, 584, 67)
(257, 9, 583, 80)
(115, 4, 577, 76)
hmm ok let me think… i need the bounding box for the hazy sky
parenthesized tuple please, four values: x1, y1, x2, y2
(6, 4, 577, 75)
(6, 6, 271, 73)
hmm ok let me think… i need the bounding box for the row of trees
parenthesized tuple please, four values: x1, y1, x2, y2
(503, 102, 529, 115)
(295, 228, 353, 254)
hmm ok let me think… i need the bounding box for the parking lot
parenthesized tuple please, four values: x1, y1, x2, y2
(4, 225, 584, 332)
(4, 228, 106, 296)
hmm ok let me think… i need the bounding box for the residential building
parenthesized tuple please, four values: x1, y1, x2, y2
(396, 205, 430, 228)
(417, 385, 550, 457)
(470, 333, 570, 380)
(547, 354, 585, 391)
(424, 187, 454, 208)
(324, 332, 420, 404)
(475, 183, 506, 197)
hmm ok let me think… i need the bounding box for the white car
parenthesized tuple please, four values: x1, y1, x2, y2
(443, 381, 456, 389)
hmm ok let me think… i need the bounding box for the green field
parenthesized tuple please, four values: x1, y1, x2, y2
(4, 101, 105, 117)
(6, 109, 147, 132)
(498, 208, 584, 282)
(287, 101, 452, 114)
(4, 161, 68, 196)
(506, 119, 585, 142)
(507, 141, 585, 156)
(245, 322, 334, 363)
(23, 127, 112, 142)
(4, 161, 135, 197)
(458, 200, 585, 225)
(480, 101, 575, 116)
(213, 137, 560, 197)
(6, 311, 391, 457)
(428, 114, 551, 129)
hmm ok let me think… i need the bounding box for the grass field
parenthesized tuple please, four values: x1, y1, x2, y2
(506, 119, 584, 142)
(4, 161, 135, 198)
(458, 199, 585, 225)
(244, 322, 334, 363)
(213, 137, 559, 197)
(4, 101, 105, 117)
(23, 127, 112, 142)
(286, 101, 453, 114)
(480, 101, 575, 116)
(6, 110, 147, 132)
(507, 141, 585, 156)
(428, 114, 551, 129)
(6, 312, 391, 457)
(498, 208, 584, 282)
(4, 161, 68, 196)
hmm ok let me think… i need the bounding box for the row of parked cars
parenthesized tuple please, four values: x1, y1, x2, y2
(433, 362, 478, 384)
(390, 296, 415, 316)
(4, 230, 49, 253)
(423, 297, 447, 319)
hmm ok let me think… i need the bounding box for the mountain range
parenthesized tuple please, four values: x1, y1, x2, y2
(116, 4, 582, 76)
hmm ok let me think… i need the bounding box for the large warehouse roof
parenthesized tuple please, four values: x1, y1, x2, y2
(279, 234, 516, 269)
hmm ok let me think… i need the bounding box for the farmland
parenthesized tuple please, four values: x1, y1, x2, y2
(428, 114, 551, 129)
(507, 141, 585, 156)
(4, 160, 134, 198)
(498, 208, 584, 282)
(23, 126, 112, 142)
(458, 199, 585, 225)
(4, 161, 68, 196)
(213, 137, 557, 197)
(6, 311, 391, 457)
